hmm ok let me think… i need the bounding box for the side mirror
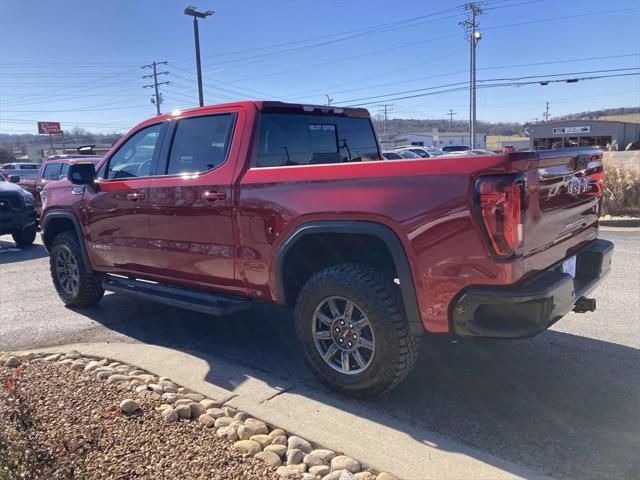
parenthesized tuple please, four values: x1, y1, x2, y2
(68, 163, 96, 185)
(8, 175, 20, 183)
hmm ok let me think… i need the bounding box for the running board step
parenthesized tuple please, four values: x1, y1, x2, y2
(102, 275, 252, 316)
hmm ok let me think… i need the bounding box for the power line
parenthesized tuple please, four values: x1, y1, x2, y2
(198, 6, 461, 64)
(214, 5, 638, 88)
(348, 72, 640, 106)
(337, 67, 640, 105)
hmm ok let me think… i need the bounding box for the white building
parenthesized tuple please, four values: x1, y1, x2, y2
(393, 132, 486, 149)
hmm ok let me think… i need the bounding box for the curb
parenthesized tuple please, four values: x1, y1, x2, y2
(599, 218, 640, 228)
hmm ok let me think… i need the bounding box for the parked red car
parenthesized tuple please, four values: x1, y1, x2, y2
(40, 101, 613, 397)
(19, 155, 101, 214)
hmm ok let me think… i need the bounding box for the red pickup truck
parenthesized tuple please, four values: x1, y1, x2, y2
(40, 101, 613, 397)
(17, 155, 102, 214)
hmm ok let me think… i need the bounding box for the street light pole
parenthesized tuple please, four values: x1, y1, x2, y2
(184, 6, 214, 107)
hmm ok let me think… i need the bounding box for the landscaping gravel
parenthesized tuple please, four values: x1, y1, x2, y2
(0, 361, 282, 479)
(0, 352, 392, 480)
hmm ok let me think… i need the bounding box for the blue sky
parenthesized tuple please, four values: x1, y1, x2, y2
(1, 0, 639, 134)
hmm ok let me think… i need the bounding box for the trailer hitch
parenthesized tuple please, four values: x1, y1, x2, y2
(573, 296, 596, 313)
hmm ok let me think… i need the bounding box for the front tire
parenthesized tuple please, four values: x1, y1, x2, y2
(12, 224, 36, 246)
(295, 263, 419, 398)
(49, 231, 104, 307)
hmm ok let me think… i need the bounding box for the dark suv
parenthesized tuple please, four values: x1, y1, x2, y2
(0, 174, 37, 246)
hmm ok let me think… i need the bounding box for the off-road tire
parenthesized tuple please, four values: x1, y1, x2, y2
(295, 263, 419, 398)
(12, 224, 36, 246)
(49, 231, 104, 307)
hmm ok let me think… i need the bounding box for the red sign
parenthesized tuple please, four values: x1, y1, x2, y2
(37, 121, 62, 134)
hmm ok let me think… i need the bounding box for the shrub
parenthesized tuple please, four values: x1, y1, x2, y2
(602, 163, 640, 216)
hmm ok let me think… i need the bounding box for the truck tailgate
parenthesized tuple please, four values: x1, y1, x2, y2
(521, 148, 603, 258)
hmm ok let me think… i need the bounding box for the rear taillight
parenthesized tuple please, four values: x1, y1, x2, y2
(475, 175, 525, 259)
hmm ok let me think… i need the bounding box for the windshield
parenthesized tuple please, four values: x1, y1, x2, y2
(399, 150, 421, 159)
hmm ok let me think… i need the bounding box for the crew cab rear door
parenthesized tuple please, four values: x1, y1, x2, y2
(83, 121, 167, 272)
(145, 107, 245, 292)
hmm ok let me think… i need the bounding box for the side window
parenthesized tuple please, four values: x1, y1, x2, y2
(42, 163, 62, 180)
(254, 113, 380, 168)
(166, 114, 235, 175)
(105, 123, 162, 179)
(59, 163, 69, 179)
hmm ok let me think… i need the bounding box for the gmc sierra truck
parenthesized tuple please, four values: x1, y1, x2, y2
(40, 101, 613, 397)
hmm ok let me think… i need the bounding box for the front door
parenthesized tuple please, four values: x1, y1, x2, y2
(146, 111, 241, 292)
(84, 122, 165, 273)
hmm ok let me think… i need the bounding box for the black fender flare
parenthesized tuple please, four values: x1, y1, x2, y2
(41, 210, 94, 273)
(275, 220, 424, 335)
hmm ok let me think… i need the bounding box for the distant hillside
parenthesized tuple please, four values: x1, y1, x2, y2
(555, 106, 640, 121)
(373, 118, 526, 137)
(372, 106, 640, 137)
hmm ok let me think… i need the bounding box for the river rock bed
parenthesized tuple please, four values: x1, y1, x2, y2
(0, 351, 394, 480)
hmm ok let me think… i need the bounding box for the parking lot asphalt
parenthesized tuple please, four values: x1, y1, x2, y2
(1, 228, 638, 480)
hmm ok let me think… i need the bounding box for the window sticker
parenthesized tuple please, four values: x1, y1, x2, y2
(309, 124, 336, 131)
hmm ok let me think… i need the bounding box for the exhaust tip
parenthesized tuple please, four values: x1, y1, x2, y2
(573, 296, 596, 313)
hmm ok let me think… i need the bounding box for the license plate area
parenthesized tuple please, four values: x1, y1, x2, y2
(562, 255, 577, 279)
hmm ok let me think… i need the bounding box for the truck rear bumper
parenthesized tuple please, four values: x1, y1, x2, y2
(452, 239, 614, 338)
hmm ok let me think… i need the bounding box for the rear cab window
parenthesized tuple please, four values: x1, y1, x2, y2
(253, 113, 380, 168)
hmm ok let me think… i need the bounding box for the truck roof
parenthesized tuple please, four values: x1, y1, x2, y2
(135, 101, 371, 131)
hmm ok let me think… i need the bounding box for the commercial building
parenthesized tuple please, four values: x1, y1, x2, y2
(529, 119, 640, 150)
(392, 132, 486, 149)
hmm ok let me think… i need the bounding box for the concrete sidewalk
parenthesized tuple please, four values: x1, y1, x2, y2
(21, 342, 547, 480)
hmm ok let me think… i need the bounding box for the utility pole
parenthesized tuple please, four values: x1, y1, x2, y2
(184, 6, 214, 107)
(325, 94, 333, 106)
(544, 101, 550, 122)
(460, 3, 482, 148)
(447, 109, 456, 131)
(142, 61, 170, 115)
(377, 103, 393, 136)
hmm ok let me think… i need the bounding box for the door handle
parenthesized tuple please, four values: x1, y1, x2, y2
(203, 191, 227, 202)
(126, 192, 145, 201)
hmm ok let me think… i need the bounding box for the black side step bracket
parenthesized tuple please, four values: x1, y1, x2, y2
(102, 275, 252, 316)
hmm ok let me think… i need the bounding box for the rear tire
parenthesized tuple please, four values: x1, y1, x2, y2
(294, 263, 419, 398)
(12, 224, 36, 246)
(49, 231, 104, 307)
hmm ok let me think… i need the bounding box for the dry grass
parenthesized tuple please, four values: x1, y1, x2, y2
(602, 163, 640, 216)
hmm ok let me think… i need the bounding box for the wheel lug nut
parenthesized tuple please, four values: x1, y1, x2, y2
(349, 324, 353, 328)
(352, 334, 357, 339)
(347, 341, 352, 347)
